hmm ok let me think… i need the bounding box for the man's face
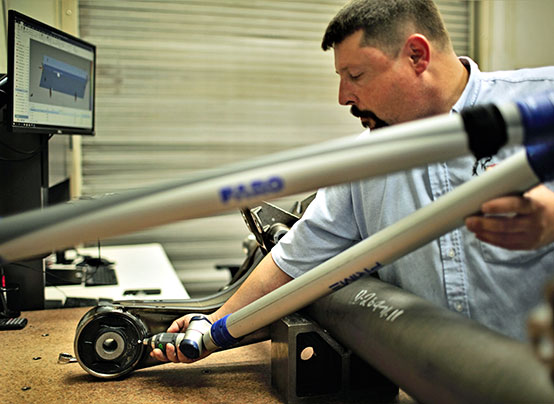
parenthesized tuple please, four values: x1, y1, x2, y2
(333, 30, 415, 130)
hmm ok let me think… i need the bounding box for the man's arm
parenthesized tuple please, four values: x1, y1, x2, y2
(151, 252, 293, 363)
(465, 184, 554, 250)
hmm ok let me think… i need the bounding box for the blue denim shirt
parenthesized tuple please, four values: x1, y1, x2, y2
(272, 58, 554, 341)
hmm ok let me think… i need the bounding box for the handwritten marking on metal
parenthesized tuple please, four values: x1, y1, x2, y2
(350, 290, 404, 322)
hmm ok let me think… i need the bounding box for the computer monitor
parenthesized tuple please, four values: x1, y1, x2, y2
(0, 11, 96, 311)
(6, 10, 96, 135)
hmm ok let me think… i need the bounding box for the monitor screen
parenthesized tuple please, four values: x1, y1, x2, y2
(7, 10, 96, 135)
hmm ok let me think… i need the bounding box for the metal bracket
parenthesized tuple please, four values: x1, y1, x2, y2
(270, 312, 398, 403)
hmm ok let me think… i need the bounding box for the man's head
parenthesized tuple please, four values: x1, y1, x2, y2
(322, 0, 458, 129)
(322, 0, 451, 56)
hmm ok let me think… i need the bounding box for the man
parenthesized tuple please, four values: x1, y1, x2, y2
(154, 0, 554, 364)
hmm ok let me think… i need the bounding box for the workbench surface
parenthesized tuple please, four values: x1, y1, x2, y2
(1, 307, 413, 404)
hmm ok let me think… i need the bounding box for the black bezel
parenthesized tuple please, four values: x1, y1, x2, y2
(7, 10, 96, 136)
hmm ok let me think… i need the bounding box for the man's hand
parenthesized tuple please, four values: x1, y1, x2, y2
(150, 313, 216, 364)
(465, 184, 554, 250)
(149, 253, 292, 364)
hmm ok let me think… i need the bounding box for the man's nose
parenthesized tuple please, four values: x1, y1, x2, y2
(338, 79, 357, 106)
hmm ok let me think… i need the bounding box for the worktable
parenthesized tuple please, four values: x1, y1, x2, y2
(1, 307, 414, 403)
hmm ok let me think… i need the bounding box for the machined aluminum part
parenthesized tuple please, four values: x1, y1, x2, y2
(74, 305, 149, 379)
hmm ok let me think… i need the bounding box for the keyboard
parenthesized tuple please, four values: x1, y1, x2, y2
(84, 265, 118, 286)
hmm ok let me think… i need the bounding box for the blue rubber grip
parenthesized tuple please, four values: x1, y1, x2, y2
(517, 91, 554, 145)
(517, 92, 554, 182)
(210, 315, 240, 348)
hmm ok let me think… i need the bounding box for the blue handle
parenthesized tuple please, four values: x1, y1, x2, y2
(517, 92, 554, 182)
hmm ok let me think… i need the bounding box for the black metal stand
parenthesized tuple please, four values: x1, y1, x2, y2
(0, 126, 47, 310)
(270, 312, 398, 403)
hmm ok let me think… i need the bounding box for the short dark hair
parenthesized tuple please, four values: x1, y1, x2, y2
(321, 0, 451, 55)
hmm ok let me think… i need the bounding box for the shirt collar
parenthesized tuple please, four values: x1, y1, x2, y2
(451, 57, 481, 113)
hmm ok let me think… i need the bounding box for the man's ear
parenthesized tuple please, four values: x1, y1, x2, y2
(403, 34, 430, 75)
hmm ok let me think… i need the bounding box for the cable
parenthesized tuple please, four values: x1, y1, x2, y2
(78, 240, 106, 284)
(1, 262, 68, 301)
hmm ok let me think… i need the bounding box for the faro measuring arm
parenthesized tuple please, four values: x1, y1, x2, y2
(0, 92, 551, 264)
(143, 92, 554, 360)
